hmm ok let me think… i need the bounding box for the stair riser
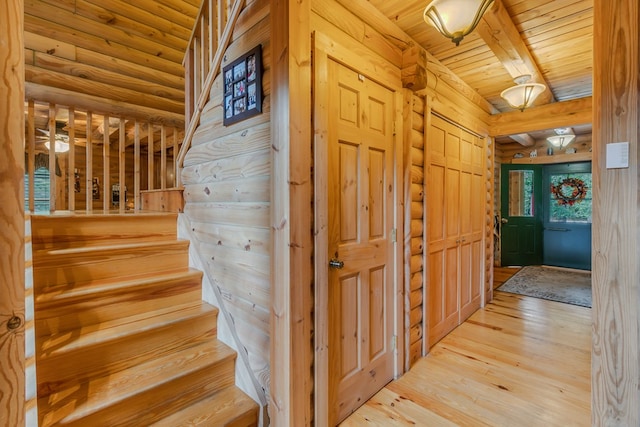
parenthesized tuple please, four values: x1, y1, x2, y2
(37, 310, 218, 396)
(40, 354, 236, 427)
(35, 277, 203, 337)
(33, 243, 190, 289)
(31, 214, 178, 251)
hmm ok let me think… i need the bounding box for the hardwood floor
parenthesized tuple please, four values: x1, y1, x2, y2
(341, 291, 591, 426)
(492, 266, 522, 290)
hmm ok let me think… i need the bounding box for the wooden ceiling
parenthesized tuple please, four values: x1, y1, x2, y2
(365, 0, 593, 144)
(24, 0, 593, 146)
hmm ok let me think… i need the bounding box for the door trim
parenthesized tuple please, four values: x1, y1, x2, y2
(313, 31, 404, 425)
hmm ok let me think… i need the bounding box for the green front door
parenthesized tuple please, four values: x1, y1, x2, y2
(500, 164, 543, 266)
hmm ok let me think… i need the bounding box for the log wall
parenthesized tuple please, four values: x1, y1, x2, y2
(23, 0, 198, 126)
(592, 0, 639, 423)
(498, 136, 593, 164)
(0, 0, 27, 424)
(180, 0, 271, 403)
(406, 94, 425, 368)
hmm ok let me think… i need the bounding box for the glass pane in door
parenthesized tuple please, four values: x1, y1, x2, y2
(508, 170, 534, 217)
(548, 172, 592, 223)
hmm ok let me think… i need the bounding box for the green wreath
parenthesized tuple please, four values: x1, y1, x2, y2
(550, 177, 588, 206)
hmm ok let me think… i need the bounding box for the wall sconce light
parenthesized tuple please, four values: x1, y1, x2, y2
(547, 129, 575, 150)
(423, 0, 494, 46)
(500, 75, 546, 111)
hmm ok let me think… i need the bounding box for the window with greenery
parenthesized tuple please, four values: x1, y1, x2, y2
(549, 172, 592, 223)
(24, 167, 50, 212)
(508, 170, 534, 217)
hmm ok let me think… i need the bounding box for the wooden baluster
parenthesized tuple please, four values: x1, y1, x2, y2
(86, 112, 93, 212)
(210, 0, 217, 58)
(161, 125, 167, 190)
(27, 100, 35, 212)
(119, 117, 126, 211)
(134, 121, 141, 210)
(67, 109, 75, 211)
(217, 0, 224, 40)
(48, 103, 57, 212)
(147, 123, 154, 191)
(172, 126, 178, 188)
(208, 1, 215, 65)
(200, 15, 208, 86)
(185, 48, 194, 128)
(103, 114, 110, 212)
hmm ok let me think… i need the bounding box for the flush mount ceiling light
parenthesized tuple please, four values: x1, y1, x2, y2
(547, 133, 575, 150)
(423, 0, 494, 46)
(39, 129, 71, 153)
(44, 139, 70, 153)
(500, 75, 546, 111)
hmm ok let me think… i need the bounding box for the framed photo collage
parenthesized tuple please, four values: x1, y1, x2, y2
(223, 45, 262, 126)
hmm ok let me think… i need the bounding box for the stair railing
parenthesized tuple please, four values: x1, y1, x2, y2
(176, 0, 246, 187)
(24, 100, 180, 213)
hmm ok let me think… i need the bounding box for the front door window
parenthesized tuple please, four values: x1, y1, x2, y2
(548, 173, 592, 223)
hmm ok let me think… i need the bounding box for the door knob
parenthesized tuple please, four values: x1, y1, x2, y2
(501, 218, 509, 224)
(329, 258, 344, 269)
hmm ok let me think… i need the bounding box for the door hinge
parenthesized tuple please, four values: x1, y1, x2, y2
(393, 120, 397, 136)
(391, 335, 397, 351)
(391, 228, 397, 243)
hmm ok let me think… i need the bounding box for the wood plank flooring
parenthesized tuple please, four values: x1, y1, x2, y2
(341, 291, 591, 426)
(492, 266, 522, 290)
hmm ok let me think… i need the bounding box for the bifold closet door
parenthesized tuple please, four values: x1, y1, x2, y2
(427, 114, 483, 347)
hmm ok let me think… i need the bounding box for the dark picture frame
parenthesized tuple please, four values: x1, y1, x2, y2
(223, 45, 262, 126)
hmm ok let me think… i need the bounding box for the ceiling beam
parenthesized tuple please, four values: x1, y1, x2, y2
(490, 96, 592, 136)
(509, 133, 536, 147)
(477, 0, 555, 105)
(335, 0, 498, 115)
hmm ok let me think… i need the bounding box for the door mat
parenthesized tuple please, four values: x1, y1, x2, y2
(497, 265, 591, 308)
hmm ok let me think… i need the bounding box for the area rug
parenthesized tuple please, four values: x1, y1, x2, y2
(497, 265, 592, 308)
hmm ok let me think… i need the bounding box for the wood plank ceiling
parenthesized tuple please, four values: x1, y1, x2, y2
(24, 0, 594, 148)
(364, 0, 594, 146)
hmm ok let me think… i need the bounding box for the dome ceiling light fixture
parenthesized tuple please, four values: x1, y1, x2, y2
(423, 0, 494, 46)
(500, 74, 546, 112)
(44, 139, 71, 153)
(39, 129, 71, 153)
(547, 128, 576, 150)
(547, 134, 575, 150)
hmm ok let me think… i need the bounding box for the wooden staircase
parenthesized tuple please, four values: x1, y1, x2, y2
(31, 212, 258, 426)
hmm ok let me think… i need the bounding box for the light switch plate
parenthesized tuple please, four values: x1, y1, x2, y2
(606, 142, 629, 169)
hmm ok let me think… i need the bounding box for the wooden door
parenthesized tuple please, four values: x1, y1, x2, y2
(542, 162, 592, 270)
(427, 114, 483, 346)
(500, 164, 543, 266)
(459, 130, 484, 320)
(326, 59, 396, 425)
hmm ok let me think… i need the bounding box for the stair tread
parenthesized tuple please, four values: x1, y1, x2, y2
(150, 385, 258, 427)
(34, 239, 190, 261)
(35, 268, 203, 305)
(39, 339, 236, 424)
(38, 303, 218, 357)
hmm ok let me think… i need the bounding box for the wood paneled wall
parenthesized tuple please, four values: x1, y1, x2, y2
(498, 136, 593, 164)
(592, 0, 639, 424)
(24, 0, 199, 126)
(0, 0, 26, 424)
(181, 0, 271, 409)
